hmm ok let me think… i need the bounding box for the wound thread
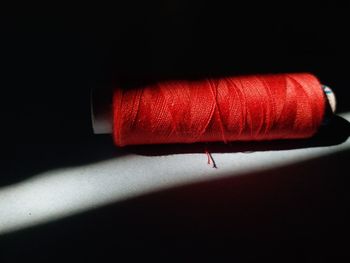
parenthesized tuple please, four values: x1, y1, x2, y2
(112, 73, 326, 146)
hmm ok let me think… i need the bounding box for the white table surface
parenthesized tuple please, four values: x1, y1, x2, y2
(1, 112, 349, 235)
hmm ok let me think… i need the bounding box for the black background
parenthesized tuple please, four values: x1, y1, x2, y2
(1, 2, 350, 262)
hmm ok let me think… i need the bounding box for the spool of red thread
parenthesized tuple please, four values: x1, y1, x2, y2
(91, 73, 336, 146)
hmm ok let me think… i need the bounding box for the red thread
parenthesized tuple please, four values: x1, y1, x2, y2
(205, 149, 217, 168)
(112, 73, 326, 146)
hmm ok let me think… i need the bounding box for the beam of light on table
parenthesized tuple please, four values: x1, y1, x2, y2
(1, 112, 349, 235)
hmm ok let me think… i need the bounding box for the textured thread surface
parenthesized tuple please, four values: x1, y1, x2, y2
(113, 73, 326, 146)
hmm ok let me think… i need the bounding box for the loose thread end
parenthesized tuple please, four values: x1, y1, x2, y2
(205, 149, 217, 169)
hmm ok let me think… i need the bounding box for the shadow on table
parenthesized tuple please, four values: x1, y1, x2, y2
(1, 146, 349, 262)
